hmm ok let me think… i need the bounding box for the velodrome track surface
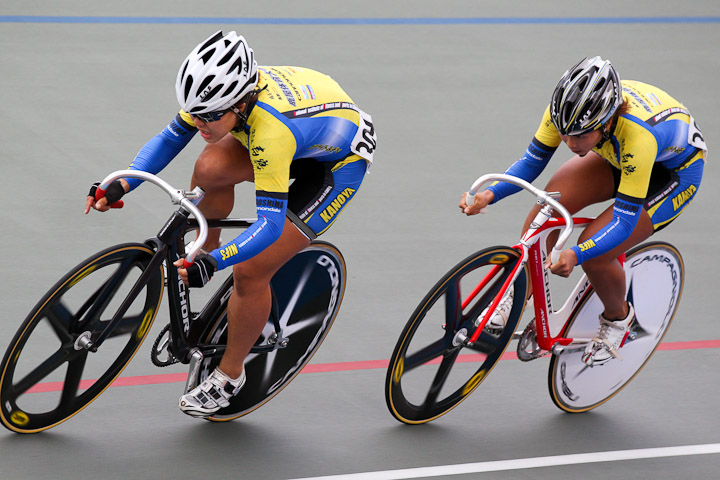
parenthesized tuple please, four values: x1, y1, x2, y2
(1, 2, 719, 478)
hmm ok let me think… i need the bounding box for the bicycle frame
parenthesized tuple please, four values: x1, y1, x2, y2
(94, 171, 288, 367)
(463, 174, 625, 355)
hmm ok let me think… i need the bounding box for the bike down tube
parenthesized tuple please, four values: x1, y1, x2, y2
(464, 173, 574, 350)
(467, 245, 528, 344)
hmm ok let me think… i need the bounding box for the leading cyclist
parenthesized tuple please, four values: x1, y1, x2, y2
(85, 31, 376, 417)
(459, 56, 705, 366)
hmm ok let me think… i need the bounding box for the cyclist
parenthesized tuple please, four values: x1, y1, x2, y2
(459, 56, 705, 366)
(85, 31, 376, 417)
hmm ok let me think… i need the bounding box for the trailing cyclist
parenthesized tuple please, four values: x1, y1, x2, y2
(459, 56, 705, 366)
(85, 31, 376, 417)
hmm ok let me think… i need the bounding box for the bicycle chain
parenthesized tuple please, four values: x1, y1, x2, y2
(150, 323, 179, 367)
(516, 320, 550, 362)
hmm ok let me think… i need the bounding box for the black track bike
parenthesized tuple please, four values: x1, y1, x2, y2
(0, 170, 346, 433)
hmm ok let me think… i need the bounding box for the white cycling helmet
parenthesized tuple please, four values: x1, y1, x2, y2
(176, 30, 258, 114)
(550, 56, 622, 136)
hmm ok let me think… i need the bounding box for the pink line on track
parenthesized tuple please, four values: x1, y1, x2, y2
(26, 339, 720, 393)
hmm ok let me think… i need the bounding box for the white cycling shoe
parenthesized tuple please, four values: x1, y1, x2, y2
(582, 303, 634, 367)
(476, 285, 514, 332)
(179, 367, 245, 418)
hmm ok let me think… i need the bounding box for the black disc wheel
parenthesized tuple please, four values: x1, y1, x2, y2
(197, 241, 346, 421)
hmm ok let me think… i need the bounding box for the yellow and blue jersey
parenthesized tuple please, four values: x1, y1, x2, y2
(125, 66, 375, 270)
(489, 80, 705, 263)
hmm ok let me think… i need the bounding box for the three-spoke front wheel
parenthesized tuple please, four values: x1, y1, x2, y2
(385, 246, 528, 424)
(0, 243, 164, 433)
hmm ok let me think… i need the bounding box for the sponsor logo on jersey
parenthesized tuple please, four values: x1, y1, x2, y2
(319, 188, 356, 223)
(672, 184, 697, 211)
(623, 87, 652, 113)
(220, 243, 239, 261)
(257, 198, 284, 214)
(578, 239, 596, 252)
(614, 199, 640, 215)
(308, 144, 342, 154)
(300, 84, 316, 100)
(663, 145, 686, 155)
(261, 68, 296, 106)
(622, 164, 636, 175)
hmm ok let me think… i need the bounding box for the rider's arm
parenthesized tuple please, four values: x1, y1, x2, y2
(570, 194, 644, 264)
(207, 120, 294, 271)
(209, 191, 288, 270)
(571, 116, 659, 264)
(487, 137, 557, 202)
(487, 106, 560, 203)
(124, 114, 197, 191)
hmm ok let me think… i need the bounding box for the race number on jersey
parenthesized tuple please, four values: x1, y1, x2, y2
(351, 109, 377, 167)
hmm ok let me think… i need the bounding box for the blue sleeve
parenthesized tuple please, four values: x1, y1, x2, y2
(210, 191, 289, 270)
(571, 195, 643, 264)
(487, 137, 556, 203)
(125, 114, 197, 191)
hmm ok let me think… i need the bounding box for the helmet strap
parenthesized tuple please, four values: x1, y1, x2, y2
(231, 85, 266, 132)
(595, 121, 615, 148)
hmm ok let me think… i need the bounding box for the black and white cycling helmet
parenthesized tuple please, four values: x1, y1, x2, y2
(175, 30, 258, 114)
(550, 56, 622, 136)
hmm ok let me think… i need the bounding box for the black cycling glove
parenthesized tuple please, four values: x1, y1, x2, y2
(88, 180, 126, 205)
(186, 253, 218, 288)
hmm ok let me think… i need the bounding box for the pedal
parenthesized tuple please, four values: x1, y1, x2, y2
(183, 348, 205, 394)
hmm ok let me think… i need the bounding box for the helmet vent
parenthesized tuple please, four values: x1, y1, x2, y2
(179, 60, 189, 85)
(198, 31, 224, 53)
(197, 75, 224, 103)
(200, 49, 215, 65)
(222, 81, 239, 99)
(183, 75, 194, 100)
(201, 85, 221, 103)
(176, 31, 258, 113)
(218, 43, 240, 67)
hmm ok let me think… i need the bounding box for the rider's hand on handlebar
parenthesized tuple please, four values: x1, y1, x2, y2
(175, 254, 218, 288)
(459, 190, 494, 216)
(547, 249, 578, 278)
(84, 179, 128, 214)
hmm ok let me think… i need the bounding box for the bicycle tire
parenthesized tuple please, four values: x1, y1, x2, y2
(0, 243, 164, 433)
(548, 241, 684, 413)
(385, 246, 529, 424)
(197, 241, 346, 421)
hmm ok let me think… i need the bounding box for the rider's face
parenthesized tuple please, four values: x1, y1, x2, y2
(560, 129, 603, 157)
(191, 110, 238, 143)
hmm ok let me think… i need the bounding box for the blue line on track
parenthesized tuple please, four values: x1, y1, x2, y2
(1, 16, 720, 25)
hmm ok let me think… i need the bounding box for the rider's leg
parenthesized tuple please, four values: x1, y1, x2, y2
(520, 151, 654, 318)
(190, 134, 254, 251)
(521, 152, 616, 232)
(218, 220, 311, 379)
(519, 152, 616, 301)
(576, 207, 653, 319)
(178, 220, 309, 417)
